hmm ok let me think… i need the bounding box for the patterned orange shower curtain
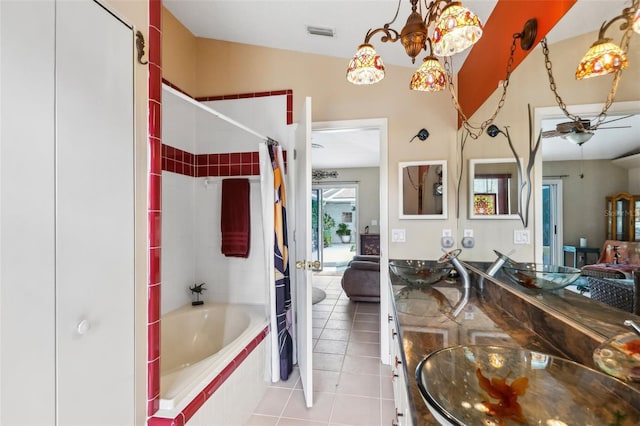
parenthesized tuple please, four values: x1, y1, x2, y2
(269, 141, 293, 380)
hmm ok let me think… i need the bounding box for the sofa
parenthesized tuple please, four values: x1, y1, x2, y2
(581, 240, 640, 279)
(341, 255, 380, 302)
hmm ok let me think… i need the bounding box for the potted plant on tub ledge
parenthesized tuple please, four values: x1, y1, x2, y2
(336, 223, 352, 243)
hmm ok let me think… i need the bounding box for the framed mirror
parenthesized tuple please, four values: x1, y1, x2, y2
(399, 160, 447, 219)
(469, 158, 520, 219)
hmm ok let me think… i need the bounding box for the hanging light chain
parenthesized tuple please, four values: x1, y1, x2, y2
(445, 36, 518, 139)
(541, 36, 625, 131)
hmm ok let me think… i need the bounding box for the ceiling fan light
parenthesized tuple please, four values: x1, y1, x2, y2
(563, 131, 594, 145)
(432, 2, 483, 57)
(346, 44, 385, 85)
(410, 56, 446, 91)
(575, 39, 628, 80)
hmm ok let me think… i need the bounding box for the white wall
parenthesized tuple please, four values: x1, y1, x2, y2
(629, 168, 640, 194)
(161, 89, 288, 314)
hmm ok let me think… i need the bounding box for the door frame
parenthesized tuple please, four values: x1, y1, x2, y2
(312, 118, 389, 363)
(542, 179, 563, 265)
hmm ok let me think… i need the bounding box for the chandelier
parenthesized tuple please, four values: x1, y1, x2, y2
(346, 0, 537, 138)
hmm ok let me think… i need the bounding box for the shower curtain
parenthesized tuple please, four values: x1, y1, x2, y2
(260, 141, 293, 382)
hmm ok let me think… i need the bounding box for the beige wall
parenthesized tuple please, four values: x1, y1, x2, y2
(543, 160, 629, 247)
(328, 167, 381, 235)
(161, 6, 640, 262)
(463, 28, 640, 261)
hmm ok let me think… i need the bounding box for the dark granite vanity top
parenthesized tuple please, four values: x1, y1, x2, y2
(390, 259, 640, 426)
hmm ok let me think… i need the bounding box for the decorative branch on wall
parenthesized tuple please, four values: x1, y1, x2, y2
(455, 130, 470, 219)
(312, 169, 338, 181)
(486, 105, 541, 228)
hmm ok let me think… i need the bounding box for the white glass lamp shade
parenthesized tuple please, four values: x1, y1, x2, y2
(410, 56, 446, 91)
(575, 39, 628, 79)
(432, 2, 483, 57)
(346, 44, 385, 85)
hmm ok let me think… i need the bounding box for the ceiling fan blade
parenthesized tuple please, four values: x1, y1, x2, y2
(594, 125, 632, 130)
(542, 130, 562, 138)
(596, 114, 635, 126)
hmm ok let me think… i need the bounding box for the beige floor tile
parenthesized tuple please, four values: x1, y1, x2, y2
(319, 328, 351, 341)
(328, 311, 355, 321)
(350, 330, 380, 344)
(314, 339, 348, 355)
(354, 313, 379, 323)
(270, 367, 300, 389)
(331, 304, 357, 313)
(277, 418, 329, 426)
(253, 387, 293, 417)
(313, 327, 324, 339)
(329, 394, 381, 426)
(346, 341, 380, 358)
(356, 303, 380, 313)
(313, 310, 331, 319)
(352, 321, 379, 332)
(336, 372, 381, 398)
(312, 317, 328, 328)
(312, 304, 334, 312)
(342, 355, 382, 375)
(313, 352, 344, 372)
(312, 369, 340, 393)
(244, 414, 279, 426)
(324, 319, 352, 330)
(281, 390, 335, 423)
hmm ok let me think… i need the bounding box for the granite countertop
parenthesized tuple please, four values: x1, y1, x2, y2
(391, 261, 640, 426)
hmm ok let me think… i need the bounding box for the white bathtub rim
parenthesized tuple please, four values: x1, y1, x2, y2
(156, 301, 268, 414)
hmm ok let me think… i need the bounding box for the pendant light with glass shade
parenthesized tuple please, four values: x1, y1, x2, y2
(541, 0, 639, 140)
(345, 0, 538, 139)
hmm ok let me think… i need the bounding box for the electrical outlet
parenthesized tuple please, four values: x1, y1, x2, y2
(462, 236, 474, 248)
(392, 229, 406, 243)
(514, 229, 530, 244)
(371, 219, 377, 226)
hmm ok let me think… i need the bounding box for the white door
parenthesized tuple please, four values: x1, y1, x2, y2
(294, 97, 313, 407)
(55, 1, 134, 424)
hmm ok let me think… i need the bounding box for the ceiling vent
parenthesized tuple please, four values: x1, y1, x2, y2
(307, 26, 335, 38)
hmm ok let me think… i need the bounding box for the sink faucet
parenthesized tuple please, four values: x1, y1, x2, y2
(478, 250, 515, 291)
(439, 249, 470, 318)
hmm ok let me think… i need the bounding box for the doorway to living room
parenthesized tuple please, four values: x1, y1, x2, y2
(312, 184, 359, 273)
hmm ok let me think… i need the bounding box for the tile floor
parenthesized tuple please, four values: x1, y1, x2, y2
(246, 273, 395, 426)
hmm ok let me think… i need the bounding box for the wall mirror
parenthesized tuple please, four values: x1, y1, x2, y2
(399, 160, 447, 219)
(469, 158, 520, 219)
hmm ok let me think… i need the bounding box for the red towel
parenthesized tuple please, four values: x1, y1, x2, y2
(221, 178, 250, 258)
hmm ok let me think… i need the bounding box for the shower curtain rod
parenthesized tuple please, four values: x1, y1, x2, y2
(162, 84, 278, 144)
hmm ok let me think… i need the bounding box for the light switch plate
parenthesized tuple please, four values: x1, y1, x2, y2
(392, 229, 406, 243)
(463, 229, 474, 238)
(514, 229, 530, 244)
(442, 229, 452, 237)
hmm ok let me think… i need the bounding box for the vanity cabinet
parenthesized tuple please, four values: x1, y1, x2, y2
(605, 192, 640, 241)
(388, 286, 413, 426)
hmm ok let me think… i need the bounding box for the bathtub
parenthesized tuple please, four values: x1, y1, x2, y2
(158, 301, 269, 413)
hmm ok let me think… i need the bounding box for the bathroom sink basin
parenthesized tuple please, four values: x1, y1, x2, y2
(416, 345, 640, 426)
(502, 262, 581, 291)
(389, 260, 452, 287)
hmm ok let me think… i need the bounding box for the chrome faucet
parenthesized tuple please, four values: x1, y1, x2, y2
(439, 249, 470, 318)
(478, 250, 516, 291)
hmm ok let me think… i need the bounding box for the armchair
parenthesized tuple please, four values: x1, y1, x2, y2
(341, 255, 380, 302)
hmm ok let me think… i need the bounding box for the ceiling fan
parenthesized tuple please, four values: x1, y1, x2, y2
(541, 114, 634, 145)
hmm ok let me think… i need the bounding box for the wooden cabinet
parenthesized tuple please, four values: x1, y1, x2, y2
(360, 233, 380, 255)
(606, 192, 640, 241)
